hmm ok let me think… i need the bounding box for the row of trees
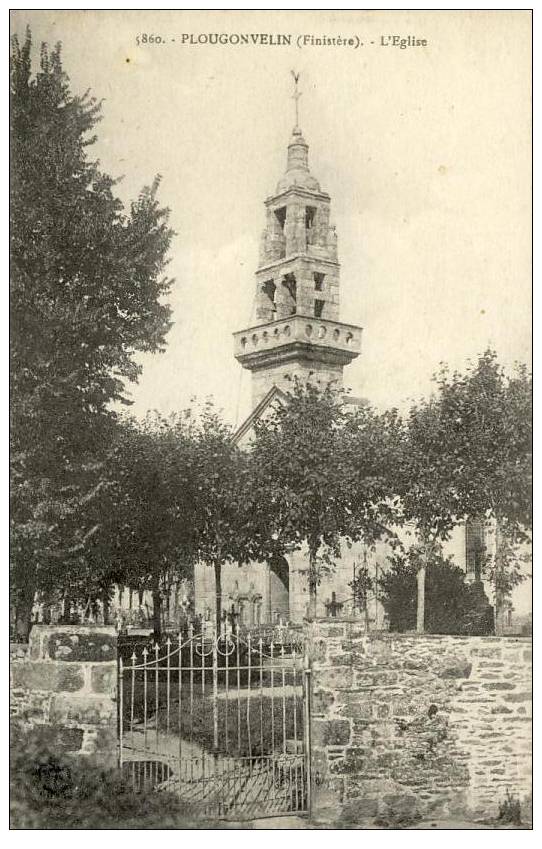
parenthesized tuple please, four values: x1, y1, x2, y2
(12, 357, 532, 639)
(10, 32, 532, 639)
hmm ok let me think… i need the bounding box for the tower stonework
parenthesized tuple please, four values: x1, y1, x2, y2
(233, 124, 362, 409)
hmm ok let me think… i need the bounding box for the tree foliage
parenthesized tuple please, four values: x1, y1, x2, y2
(188, 404, 266, 627)
(99, 414, 196, 634)
(250, 381, 401, 616)
(431, 351, 532, 530)
(396, 350, 531, 633)
(10, 30, 174, 633)
(424, 351, 532, 632)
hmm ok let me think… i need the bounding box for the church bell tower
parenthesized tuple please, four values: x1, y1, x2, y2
(233, 75, 362, 410)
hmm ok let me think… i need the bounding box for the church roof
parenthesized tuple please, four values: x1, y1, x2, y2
(233, 386, 368, 447)
(233, 385, 289, 446)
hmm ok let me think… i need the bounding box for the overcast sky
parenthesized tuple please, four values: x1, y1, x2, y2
(12, 9, 532, 427)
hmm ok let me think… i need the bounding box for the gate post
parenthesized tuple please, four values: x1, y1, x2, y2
(11, 624, 118, 766)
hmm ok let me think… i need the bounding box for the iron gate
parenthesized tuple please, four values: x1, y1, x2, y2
(118, 627, 311, 820)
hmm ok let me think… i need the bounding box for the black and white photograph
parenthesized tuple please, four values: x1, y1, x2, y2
(9, 8, 533, 831)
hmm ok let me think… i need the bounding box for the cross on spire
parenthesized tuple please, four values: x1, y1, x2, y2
(291, 70, 302, 130)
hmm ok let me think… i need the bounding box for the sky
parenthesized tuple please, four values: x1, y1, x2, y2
(12, 9, 532, 428)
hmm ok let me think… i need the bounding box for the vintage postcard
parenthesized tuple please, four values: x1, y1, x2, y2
(9, 9, 532, 831)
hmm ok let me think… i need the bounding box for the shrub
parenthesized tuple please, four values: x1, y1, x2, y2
(9, 723, 220, 829)
(379, 554, 494, 635)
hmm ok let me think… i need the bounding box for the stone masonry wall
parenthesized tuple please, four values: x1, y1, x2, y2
(10, 625, 118, 763)
(306, 621, 532, 824)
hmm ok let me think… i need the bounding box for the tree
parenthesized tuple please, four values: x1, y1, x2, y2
(397, 397, 463, 633)
(101, 414, 197, 637)
(379, 551, 494, 635)
(190, 404, 263, 628)
(250, 381, 400, 618)
(10, 31, 174, 635)
(429, 351, 532, 634)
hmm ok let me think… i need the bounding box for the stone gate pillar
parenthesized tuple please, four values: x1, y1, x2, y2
(10, 625, 118, 765)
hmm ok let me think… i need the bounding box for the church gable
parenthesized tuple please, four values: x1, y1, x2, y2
(233, 385, 288, 447)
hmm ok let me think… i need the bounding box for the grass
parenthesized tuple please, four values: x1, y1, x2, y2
(122, 680, 302, 757)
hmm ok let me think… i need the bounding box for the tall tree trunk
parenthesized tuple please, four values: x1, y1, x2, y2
(494, 520, 504, 636)
(165, 574, 171, 625)
(102, 591, 110, 626)
(152, 574, 162, 640)
(308, 551, 317, 619)
(214, 561, 222, 632)
(416, 564, 426, 633)
(14, 582, 35, 642)
(374, 563, 379, 630)
(62, 594, 72, 624)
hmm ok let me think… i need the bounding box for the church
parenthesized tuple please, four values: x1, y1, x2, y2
(192, 95, 513, 630)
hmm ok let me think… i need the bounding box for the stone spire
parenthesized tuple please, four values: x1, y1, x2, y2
(277, 129, 321, 194)
(276, 73, 320, 194)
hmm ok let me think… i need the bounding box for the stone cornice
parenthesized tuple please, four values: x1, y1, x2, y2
(265, 187, 331, 206)
(236, 342, 360, 372)
(257, 254, 340, 275)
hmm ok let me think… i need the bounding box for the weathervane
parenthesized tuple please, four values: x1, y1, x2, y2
(291, 70, 302, 130)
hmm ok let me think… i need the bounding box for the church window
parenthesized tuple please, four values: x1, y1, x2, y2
(282, 273, 297, 315)
(306, 206, 317, 245)
(274, 207, 287, 231)
(305, 206, 317, 230)
(261, 279, 276, 311)
(314, 272, 325, 291)
(314, 299, 325, 318)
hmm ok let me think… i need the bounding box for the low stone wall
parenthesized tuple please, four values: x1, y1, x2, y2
(307, 621, 532, 824)
(10, 625, 118, 763)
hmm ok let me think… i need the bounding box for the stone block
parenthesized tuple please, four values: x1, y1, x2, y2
(45, 725, 85, 754)
(316, 665, 352, 690)
(40, 627, 117, 662)
(11, 661, 85, 693)
(313, 775, 344, 817)
(313, 718, 351, 747)
(341, 796, 379, 820)
(375, 703, 391, 719)
(343, 746, 366, 773)
(338, 695, 372, 721)
(477, 648, 502, 659)
(312, 688, 335, 715)
(482, 682, 515, 691)
(378, 789, 421, 826)
(90, 663, 117, 695)
(439, 661, 472, 679)
(49, 693, 115, 727)
(502, 691, 532, 703)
